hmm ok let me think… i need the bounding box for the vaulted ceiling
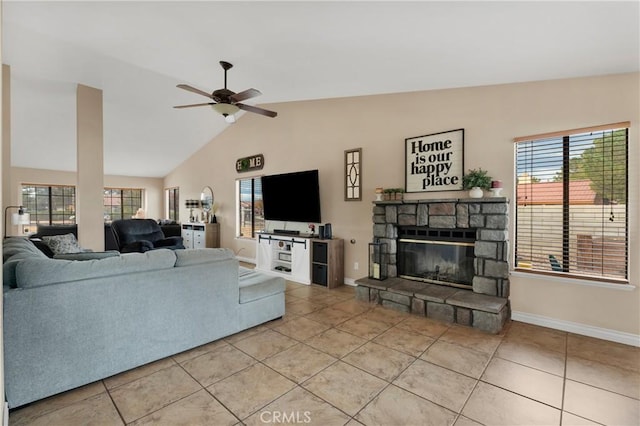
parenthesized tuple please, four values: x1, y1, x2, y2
(3, 1, 638, 177)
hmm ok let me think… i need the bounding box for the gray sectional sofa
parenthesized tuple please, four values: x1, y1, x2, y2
(2, 237, 285, 408)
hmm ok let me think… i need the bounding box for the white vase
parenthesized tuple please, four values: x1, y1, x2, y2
(469, 187, 484, 198)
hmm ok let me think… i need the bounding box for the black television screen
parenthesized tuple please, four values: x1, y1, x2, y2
(262, 169, 321, 223)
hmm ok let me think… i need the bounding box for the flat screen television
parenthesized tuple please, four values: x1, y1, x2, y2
(262, 169, 321, 223)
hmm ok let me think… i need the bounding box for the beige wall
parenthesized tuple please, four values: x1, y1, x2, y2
(165, 72, 639, 337)
(9, 167, 165, 225)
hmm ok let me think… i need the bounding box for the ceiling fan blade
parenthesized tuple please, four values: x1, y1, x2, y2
(237, 103, 278, 118)
(173, 102, 215, 109)
(230, 88, 262, 103)
(176, 84, 213, 99)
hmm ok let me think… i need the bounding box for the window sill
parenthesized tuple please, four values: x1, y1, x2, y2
(511, 270, 636, 291)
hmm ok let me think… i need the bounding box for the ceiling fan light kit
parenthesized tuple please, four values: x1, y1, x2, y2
(174, 61, 277, 123)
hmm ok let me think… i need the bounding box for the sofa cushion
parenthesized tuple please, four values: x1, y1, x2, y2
(3, 238, 47, 262)
(15, 249, 177, 288)
(42, 233, 83, 255)
(238, 267, 286, 304)
(174, 248, 235, 267)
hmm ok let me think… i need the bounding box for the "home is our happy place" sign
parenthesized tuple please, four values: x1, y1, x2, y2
(405, 129, 464, 192)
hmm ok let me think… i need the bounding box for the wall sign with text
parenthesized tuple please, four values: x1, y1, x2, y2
(236, 154, 264, 173)
(405, 129, 464, 192)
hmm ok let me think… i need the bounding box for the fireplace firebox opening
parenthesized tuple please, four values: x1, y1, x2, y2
(398, 227, 476, 289)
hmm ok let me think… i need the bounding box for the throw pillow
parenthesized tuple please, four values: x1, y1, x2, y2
(42, 233, 83, 255)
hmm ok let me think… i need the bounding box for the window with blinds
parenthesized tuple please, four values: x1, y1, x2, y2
(515, 122, 629, 283)
(237, 177, 264, 238)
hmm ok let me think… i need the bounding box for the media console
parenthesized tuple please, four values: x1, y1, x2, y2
(256, 233, 344, 287)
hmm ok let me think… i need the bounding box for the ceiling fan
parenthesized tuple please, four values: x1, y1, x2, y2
(174, 61, 278, 123)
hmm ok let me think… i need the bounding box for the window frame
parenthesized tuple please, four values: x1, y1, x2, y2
(514, 122, 630, 284)
(103, 187, 144, 223)
(165, 187, 179, 221)
(21, 183, 76, 226)
(236, 176, 263, 239)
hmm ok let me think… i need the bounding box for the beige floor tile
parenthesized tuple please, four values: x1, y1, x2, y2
(224, 324, 271, 344)
(286, 299, 327, 315)
(207, 363, 296, 420)
(335, 316, 392, 340)
(454, 416, 483, 426)
(9, 381, 107, 426)
(302, 361, 387, 416)
(561, 412, 601, 426)
(356, 384, 457, 426)
(422, 340, 491, 379)
(264, 343, 337, 383)
(506, 321, 567, 353)
(305, 306, 358, 326)
(567, 355, 640, 399)
(331, 299, 373, 315)
(243, 386, 350, 426)
(287, 286, 328, 300)
(495, 339, 566, 376)
(395, 315, 450, 338)
(304, 328, 368, 358)
(564, 379, 640, 426)
(172, 339, 229, 364)
(439, 325, 503, 355)
(481, 357, 564, 408)
(310, 293, 346, 306)
(358, 307, 410, 327)
(343, 342, 416, 381)
(394, 359, 477, 413)
(263, 312, 300, 329)
(272, 316, 331, 341)
(231, 329, 298, 360)
(104, 357, 176, 390)
(109, 365, 201, 423)
(11, 392, 122, 426)
(373, 325, 435, 357)
(567, 334, 640, 373)
(131, 389, 237, 426)
(462, 382, 561, 426)
(180, 343, 256, 387)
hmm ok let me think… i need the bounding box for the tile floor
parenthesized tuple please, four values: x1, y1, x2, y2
(9, 281, 640, 426)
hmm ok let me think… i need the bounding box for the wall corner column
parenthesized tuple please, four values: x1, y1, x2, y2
(76, 84, 104, 251)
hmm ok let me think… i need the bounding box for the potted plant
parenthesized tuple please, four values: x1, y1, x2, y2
(392, 188, 405, 201)
(462, 168, 492, 198)
(382, 188, 394, 201)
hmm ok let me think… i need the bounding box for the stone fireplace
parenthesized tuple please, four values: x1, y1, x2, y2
(355, 197, 511, 334)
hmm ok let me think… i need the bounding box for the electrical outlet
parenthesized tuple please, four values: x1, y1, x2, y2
(354, 262, 359, 270)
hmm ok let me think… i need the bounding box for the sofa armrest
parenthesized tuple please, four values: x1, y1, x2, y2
(121, 240, 154, 253)
(154, 236, 184, 249)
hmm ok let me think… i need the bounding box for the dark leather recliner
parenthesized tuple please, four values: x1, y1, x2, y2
(111, 219, 185, 253)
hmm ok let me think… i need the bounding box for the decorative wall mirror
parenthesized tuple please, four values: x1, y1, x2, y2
(200, 186, 214, 216)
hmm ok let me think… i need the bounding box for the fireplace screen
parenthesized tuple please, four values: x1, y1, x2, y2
(398, 227, 476, 289)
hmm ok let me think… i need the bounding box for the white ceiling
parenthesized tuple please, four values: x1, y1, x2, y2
(3, 1, 639, 177)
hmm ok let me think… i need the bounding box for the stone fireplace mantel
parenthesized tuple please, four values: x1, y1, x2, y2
(355, 197, 511, 333)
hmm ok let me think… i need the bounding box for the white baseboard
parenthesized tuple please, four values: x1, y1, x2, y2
(343, 278, 357, 287)
(512, 311, 640, 347)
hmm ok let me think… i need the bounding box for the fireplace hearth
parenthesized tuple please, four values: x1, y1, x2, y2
(356, 197, 511, 334)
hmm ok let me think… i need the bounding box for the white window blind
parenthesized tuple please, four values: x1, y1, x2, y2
(515, 122, 629, 283)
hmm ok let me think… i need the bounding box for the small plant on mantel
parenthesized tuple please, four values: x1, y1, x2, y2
(462, 168, 492, 190)
(382, 188, 405, 201)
